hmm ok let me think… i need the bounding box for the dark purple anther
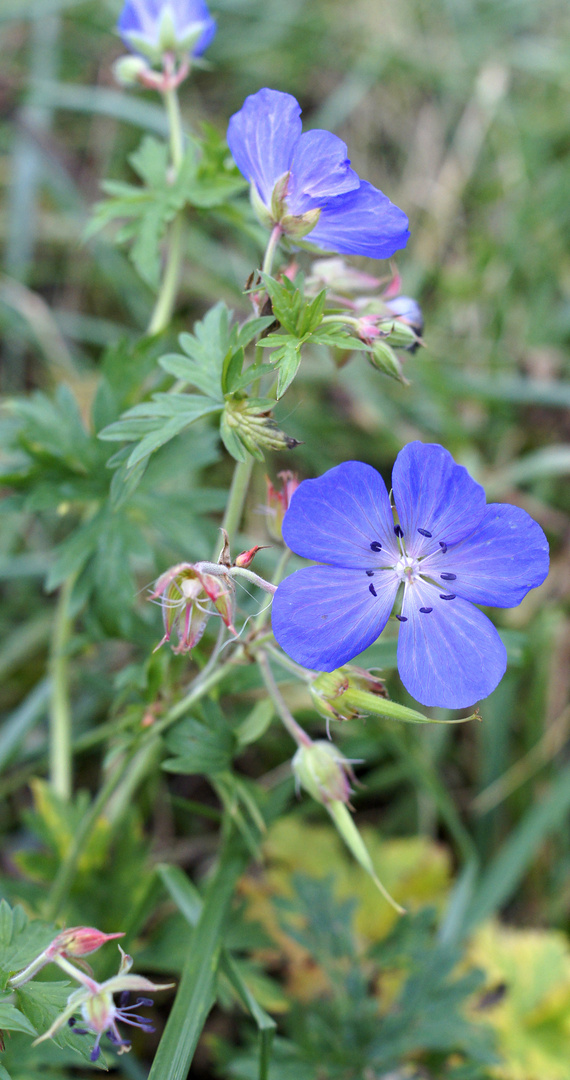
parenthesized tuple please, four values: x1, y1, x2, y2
(439, 541, 448, 553)
(439, 593, 456, 600)
(90, 1046, 101, 1063)
(394, 525, 404, 538)
(366, 569, 375, 577)
(418, 528, 432, 537)
(441, 572, 456, 581)
(395, 614, 408, 622)
(370, 541, 382, 552)
(369, 583, 377, 597)
(419, 607, 433, 613)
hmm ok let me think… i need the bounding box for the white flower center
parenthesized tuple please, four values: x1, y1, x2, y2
(395, 555, 420, 584)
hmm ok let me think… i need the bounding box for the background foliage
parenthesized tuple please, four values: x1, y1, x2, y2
(0, 0, 569, 1078)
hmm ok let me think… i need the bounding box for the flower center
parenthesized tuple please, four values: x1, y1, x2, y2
(395, 555, 420, 584)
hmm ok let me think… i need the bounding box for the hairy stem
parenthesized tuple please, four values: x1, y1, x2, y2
(261, 224, 282, 277)
(219, 457, 254, 550)
(257, 651, 311, 748)
(49, 575, 75, 801)
(147, 84, 185, 335)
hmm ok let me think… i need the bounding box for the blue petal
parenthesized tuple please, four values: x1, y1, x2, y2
(287, 130, 360, 214)
(392, 442, 487, 558)
(397, 579, 507, 708)
(419, 502, 549, 608)
(118, 0, 215, 55)
(227, 89, 302, 206)
(282, 461, 400, 568)
(272, 566, 399, 671)
(305, 180, 410, 259)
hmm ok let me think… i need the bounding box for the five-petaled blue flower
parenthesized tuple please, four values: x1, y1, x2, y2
(227, 88, 410, 259)
(272, 443, 549, 708)
(118, 0, 216, 61)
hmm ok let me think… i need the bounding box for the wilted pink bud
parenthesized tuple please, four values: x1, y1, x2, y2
(265, 471, 300, 542)
(151, 562, 236, 653)
(47, 927, 125, 959)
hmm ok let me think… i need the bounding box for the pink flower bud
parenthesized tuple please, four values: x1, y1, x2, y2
(235, 545, 266, 568)
(47, 927, 125, 959)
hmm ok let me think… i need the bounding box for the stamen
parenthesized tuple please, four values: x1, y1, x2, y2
(417, 528, 432, 537)
(394, 525, 404, 538)
(369, 583, 377, 597)
(419, 607, 433, 613)
(366, 570, 375, 577)
(440, 572, 456, 581)
(370, 541, 382, 552)
(439, 593, 456, 600)
(395, 614, 408, 622)
(439, 541, 448, 553)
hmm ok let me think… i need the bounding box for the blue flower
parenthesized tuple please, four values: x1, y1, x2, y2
(272, 443, 549, 708)
(226, 88, 410, 259)
(118, 0, 216, 62)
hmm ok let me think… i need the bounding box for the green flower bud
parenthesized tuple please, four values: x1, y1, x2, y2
(112, 55, 152, 87)
(368, 339, 408, 383)
(292, 740, 353, 805)
(377, 318, 419, 350)
(222, 396, 300, 461)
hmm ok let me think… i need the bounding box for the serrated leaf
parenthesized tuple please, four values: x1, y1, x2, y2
(236, 317, 276, 348)
(0, 1002, 37, 1036)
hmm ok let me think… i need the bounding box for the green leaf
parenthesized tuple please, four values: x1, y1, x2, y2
(0, 1001, 37, 1035)
(159, 302, 231, 400)
(0, 901, 54, 989)
(162, 712, 235, 777)
(15, 981, 98, 1066)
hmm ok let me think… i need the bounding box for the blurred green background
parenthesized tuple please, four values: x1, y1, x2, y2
(1, 0, 570, 1077)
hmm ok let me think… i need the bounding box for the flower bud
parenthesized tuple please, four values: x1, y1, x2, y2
(112, 55, 152, 87)
(368, 339, 408, 384)
(310, 666, 387, 722)
(265, 471, 300, 542)
(292, 740, 353, 805)
(223, 397, 300, 460)
(235, 545, 265, 568)
(48, 927, 125, 959)
(151, 562, 236, 653)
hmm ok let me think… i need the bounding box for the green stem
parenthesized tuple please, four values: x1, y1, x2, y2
(148, 214, 184, 336)
(261, 224, 282, 276)
(49, 575, 75, 802)
(147, 84, 185, 336)
(257, 651, 311, 748)
(219, 457, 254, 550)
(164, 85, 184, 171)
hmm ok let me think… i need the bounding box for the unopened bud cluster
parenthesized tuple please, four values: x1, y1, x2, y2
(223, 396, 300, 460)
